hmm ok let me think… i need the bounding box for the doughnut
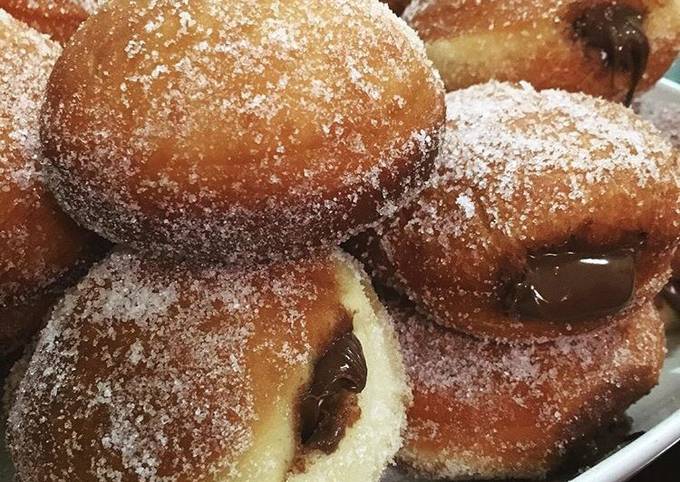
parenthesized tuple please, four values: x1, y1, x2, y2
(41, 0, 445, 263)
(361, 82, 680, 342)
(404, 0, 680, 104)
(391, 297, 665, 480)
(0, 10, 106, 309)
(0, 1, 105, 43)
(8, 249, 410, 481)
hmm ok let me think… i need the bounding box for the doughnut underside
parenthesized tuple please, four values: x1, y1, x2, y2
(7, 250, 410, 481)
(405, 0, 680, 100)
(394, 301, 665, 480)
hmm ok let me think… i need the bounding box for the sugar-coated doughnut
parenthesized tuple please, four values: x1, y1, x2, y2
(0, 10, 106, 309)
(360, 82, 680, 342)
(8, 249, 410, 481)
(404, 0, 680, 104)
(41, 0, 445, 263)
(391, 297, 664, 480)
(0, 1, 104, 43)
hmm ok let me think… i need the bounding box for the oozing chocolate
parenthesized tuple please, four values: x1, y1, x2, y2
(299, 330, 367, 453)
(662, 278, 680, 312)
(504, 249, 635, 322)
(573, 3, 649, 106)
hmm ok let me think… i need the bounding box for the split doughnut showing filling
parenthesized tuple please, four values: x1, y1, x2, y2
(352, 82, 680, 342)
(7, 249, 410, 482)
(299, 325, 367, 454)
(403, 0, 680, 102)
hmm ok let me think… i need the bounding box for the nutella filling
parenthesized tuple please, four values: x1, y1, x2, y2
(662, 278, 680, 312)
(504, 248, 635, 322)
(299, 329, 367, 453)
(573, 3, 649, 106)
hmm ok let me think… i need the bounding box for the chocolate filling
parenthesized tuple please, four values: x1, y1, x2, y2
(504, 248, 635, 322)
(299, 329, 367, 453)
(662, 278, 680, 312)
(573, 3, 649, 106)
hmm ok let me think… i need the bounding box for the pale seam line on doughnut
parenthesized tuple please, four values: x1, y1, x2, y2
(423, 7, 678, 91)
(424, 23, 571, 88)
(288, 253, 411, 482)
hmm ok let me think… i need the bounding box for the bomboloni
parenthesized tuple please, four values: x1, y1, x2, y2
(0, 11, 106, 310)
(404, 0, 680, 104)
(41, 0, 445, 263)
(8, 249, 410, 481)
(362, 82, 680, 342)
(392, 297, 665, 480)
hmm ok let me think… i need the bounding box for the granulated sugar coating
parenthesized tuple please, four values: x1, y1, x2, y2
(403, 0, 680, 101)
(374, 81, 680, 342)
(42, 0, 445, 264)
(8, 249, 411, 481)
(392, 298, 665, 480)
(0, 0, 107, 43)
(0, 10, 104, 308)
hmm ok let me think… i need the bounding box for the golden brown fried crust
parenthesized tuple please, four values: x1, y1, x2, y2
(41, 0, 445, 263)
(358, 83, 680, 342)
(367, 83, 680, 342)
(8, 250, 363, 481)
(0, 1, 98, 43)
(0, 11, 107, 309)
(405, 0, 679, 101)
(394, 300, 665, 479)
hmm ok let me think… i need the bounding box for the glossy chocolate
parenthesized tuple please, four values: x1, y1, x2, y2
(300, 330, 367, 452)
(662, 278, 680, 312)
(504, 249, 635, 322)
(573, 4, 649, 106)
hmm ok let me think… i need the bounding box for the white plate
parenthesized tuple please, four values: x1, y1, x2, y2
(1, 80, 679, 482)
